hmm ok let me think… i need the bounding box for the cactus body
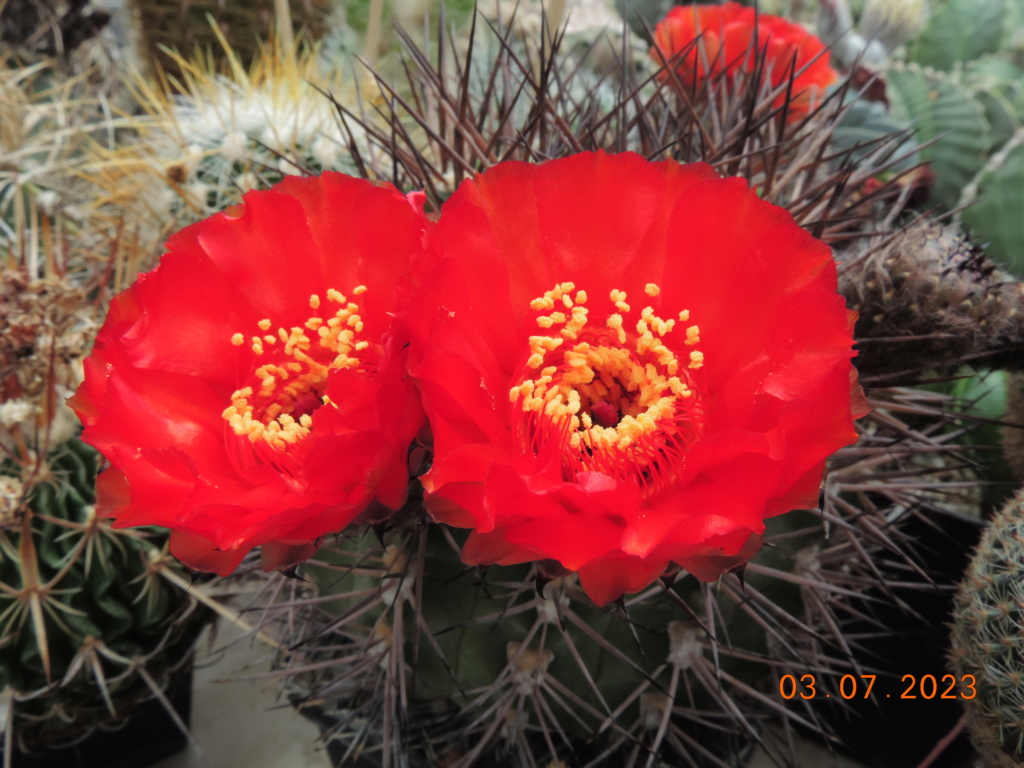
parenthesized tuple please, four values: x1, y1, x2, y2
(950, 492, 1024, 767)
(886, 63, 991, 207)
(909, 0, 1007, 70)
(839, 219, 1024, 378)
(960, 129, 1024, 275)
(0, 440, 207, 757)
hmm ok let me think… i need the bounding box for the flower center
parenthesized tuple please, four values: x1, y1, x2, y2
(509, 282, 705, 493)
(222, 287, 369, 451)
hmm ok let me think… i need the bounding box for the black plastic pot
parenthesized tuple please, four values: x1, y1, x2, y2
(7, 664, 193, 768)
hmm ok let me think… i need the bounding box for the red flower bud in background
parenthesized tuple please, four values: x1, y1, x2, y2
(402, 151, 865, 606)
(71, 173, 427, 575)
(651, 2, 838, 117)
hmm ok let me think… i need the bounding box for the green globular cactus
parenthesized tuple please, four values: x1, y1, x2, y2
(961, 129, 1024, 276)
(908, 0, 1009, 70)
(0, 438, 209, 758)
(291, 524, 802, 766)
(275, 413, 988, 768)
(886, 63, 991, 207)
(883, 2, 1024, 272)
(963, 57, 1024, 152)
(949, 491, 1024, 768)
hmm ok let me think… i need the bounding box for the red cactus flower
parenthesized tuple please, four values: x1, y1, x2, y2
(402, 152, 864, 606)
(71, 174, 427, 576)
(650, 2, 838, 117)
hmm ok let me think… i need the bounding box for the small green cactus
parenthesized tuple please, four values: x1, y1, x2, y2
(0, 439, 208, 757)
(960, 129, 1024, 275)
(908, 0, 1009, 70)
(949, 491, 1024, 768)
(886, 63, 991, 207)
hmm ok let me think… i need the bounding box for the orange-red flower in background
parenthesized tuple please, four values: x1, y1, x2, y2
(402, 151, 864, 607)
(650, 2, 838, 116)
(71, 173, 427, 575)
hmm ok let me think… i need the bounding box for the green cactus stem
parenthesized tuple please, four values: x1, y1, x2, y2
(0, 439, 209, 757)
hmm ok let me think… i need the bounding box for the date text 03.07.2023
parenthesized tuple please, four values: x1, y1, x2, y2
(778, 674, 977, 701)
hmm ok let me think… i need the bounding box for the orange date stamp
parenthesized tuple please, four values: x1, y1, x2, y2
(778, 673, 977, 701)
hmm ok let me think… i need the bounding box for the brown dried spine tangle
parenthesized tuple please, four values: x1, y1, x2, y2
(839, 219, 1024, 381)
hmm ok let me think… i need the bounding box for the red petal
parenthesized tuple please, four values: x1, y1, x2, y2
(169, 530, 248, 576)
(577, 557, 671, 607)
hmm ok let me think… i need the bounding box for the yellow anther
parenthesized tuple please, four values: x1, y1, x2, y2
(353, 285, 368, 295)
(689, 351, 704, 369)
(678, 310, 690, 322)
(225, 288, 370, 449)
(512, 282, 704, 481)
(685, 325, 700, 345)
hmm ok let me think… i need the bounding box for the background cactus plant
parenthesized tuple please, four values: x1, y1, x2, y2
(839, 218, 1024, 380)
(888, 0, 1024, 271)
(0, 438, 208, 759)
(949, 490, 1024, 768)
(1, 43, 211, 762)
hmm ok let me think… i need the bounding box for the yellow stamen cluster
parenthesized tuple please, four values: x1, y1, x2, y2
(223, 287, 368, 450)
(509, 283, 705, 475)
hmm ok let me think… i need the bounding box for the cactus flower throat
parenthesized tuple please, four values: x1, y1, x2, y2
(223, 287, 370, 454)
(510, 281, 705, 495)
